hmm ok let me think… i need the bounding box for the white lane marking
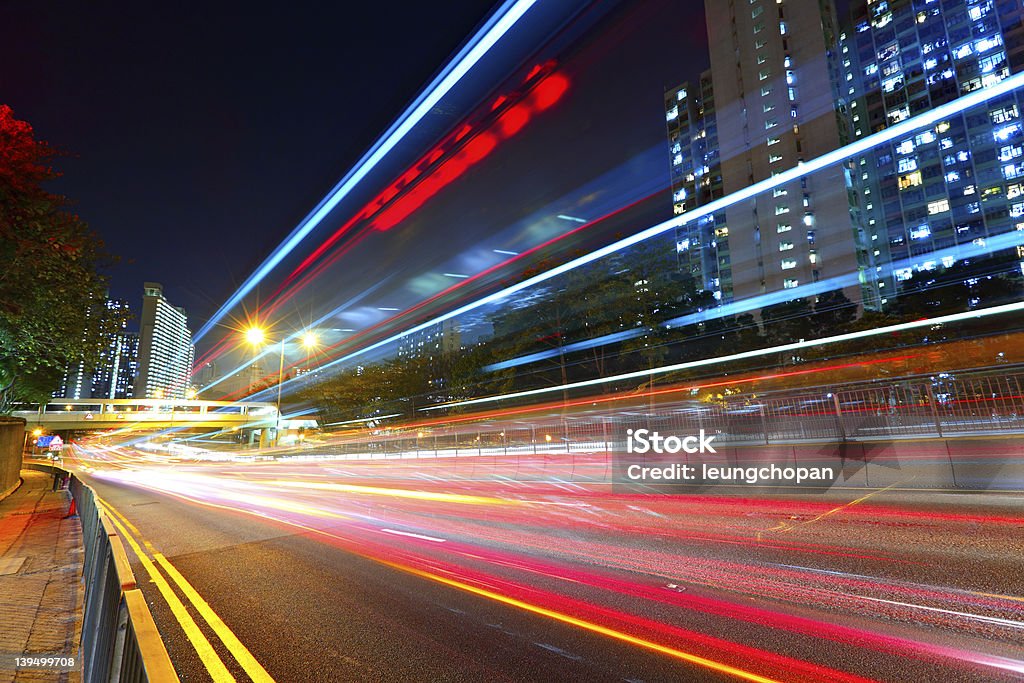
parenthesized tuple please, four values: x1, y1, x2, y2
(380, 528, 446, 543)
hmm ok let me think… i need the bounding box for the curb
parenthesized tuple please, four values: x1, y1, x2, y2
(0, 476, 24, 504)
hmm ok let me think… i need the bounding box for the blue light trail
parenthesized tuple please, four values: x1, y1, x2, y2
(194, 0, 539, 342)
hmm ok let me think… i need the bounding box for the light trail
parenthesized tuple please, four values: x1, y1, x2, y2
(73, 443, 1024, 681)
(194, 0, 540, 343)
(270, 72, 1024, 389)
(483, 228, 1024, 372)
(422, 299, 1024, 411)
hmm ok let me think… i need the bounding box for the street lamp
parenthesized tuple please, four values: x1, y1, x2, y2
(244, 325, 318, 445)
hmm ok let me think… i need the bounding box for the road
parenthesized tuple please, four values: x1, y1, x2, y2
(66, 444, 1024, 682)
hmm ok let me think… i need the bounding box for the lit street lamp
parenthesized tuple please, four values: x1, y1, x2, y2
(245, 325, 319, 444)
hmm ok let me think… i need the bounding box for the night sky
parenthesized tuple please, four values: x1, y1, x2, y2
(1, 1, 709, 354)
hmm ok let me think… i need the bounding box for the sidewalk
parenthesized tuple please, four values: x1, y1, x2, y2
(0, 470, 83, 683)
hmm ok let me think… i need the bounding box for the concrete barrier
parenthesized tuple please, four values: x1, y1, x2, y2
(0, 416, 26, 499)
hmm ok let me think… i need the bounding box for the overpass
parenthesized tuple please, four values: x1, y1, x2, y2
(13, 398, 279, 431)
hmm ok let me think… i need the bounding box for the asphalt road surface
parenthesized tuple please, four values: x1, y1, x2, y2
(66, 446, 1024, 682)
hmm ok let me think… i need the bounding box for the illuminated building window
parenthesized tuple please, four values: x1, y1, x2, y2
(781, 259, 797, 270)
(888, 107, 910, 123)
(976, 35, 1002, 53)
(877, 43, 898, 62)
(968, 2, 991, 21)
(777, 223, 792, 233)
(979, 53, 1007, 75)
(779, 241, 794, 251)
(991, 105, 1019, 125)
(898, 171, 923, 189)
(927, 199, 950, 215)
(910, 224, 931, 240)
(897, 157, 917, 173)
(1000, 145, 1023, 162)
(775, 205, 790, 215)
(766, 119, 779, 129)
(953, 44, 973, 60)
(666, 106, 679, 122)
(759, 69, 771, 81)
(767, 136, 781, 146)
(783, 278, 799, 289)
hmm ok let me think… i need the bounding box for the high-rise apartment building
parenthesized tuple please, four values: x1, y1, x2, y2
(134, 283, 195, 399)
(666, 0, 1024, 313)
(666, 71, 731, 299)
(837, 0, 1024, 305)
(702, 0, 871, 305)
(54, 298, 137, 400)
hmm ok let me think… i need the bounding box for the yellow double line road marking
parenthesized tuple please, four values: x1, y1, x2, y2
(97, 497, 273, 683)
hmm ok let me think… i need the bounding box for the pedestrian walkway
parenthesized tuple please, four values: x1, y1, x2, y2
(0, 470, 83, 683)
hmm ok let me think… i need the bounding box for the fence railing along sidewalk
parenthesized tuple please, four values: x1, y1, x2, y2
(26, 463, 178, 683)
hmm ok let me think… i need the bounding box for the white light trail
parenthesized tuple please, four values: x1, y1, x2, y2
(420, 299, 1024, 411)
(297, 73, 1024, 385)
(194, 0, 539, 342)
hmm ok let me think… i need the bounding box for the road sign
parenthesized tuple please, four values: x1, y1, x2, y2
(46, 435, 64, 451)
(35, 435, 54, 448)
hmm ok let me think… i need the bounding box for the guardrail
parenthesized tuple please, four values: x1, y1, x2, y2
(27, 463, 178, 682)
(310, 367, 1024, 456)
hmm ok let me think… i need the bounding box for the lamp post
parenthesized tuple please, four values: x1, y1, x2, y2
(245, 326, 318, 446)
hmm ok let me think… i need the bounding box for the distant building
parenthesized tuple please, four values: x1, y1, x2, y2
(134, 283, 194, 399)
(194, 360, 218, 396)
(54, 298, 137, 400)
(395, 318, 462, 360)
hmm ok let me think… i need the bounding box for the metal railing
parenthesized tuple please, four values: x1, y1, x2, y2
(28, 463, 178, 682)
(298, 367, 1024, 455)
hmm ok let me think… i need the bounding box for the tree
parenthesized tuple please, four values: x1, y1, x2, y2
(0, 105, 114, 413)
